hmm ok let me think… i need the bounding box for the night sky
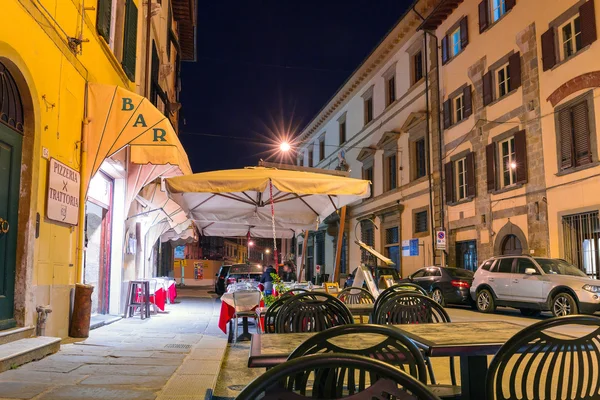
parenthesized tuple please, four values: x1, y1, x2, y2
(179, 1, 413, 172)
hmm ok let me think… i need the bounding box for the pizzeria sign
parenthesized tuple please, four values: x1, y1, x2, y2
(47, 158, 80, 225)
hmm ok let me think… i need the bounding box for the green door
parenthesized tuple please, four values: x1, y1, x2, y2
(0, 123, 22, 330)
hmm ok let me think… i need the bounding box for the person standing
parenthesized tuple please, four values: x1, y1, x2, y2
(260, 265, 277, 294)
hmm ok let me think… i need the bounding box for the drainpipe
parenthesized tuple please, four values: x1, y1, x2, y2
(145, 0, 153, 97)
(77, 85, 90, 284)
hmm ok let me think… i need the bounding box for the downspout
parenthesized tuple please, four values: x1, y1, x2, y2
(145, 0, 153, 97)
(413, 7, 437, 265)
(77, 84, 90, 283)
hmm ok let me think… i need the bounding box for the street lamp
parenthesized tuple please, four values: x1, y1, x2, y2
(279, 141, 291, 152)
(265, 248, 270, 254)
(248, 240, 254, 247)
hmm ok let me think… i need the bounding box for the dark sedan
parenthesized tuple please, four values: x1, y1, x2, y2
(401, 266, 474, 306)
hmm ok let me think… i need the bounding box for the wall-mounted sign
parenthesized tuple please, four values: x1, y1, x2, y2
(436, 230, 447, 251)
(402, 239, 420, 257)
(47, 158, 80, 225)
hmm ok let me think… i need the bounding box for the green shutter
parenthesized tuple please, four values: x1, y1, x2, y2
(96, 0, 112, 43)
(121, 0, 138, 82)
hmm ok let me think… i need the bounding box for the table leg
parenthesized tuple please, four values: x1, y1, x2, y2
(235, 317, 252, 342)
(459, 355, 488, 400)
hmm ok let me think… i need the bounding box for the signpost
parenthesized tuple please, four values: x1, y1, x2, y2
(436, 230, 447, 251)
(47, 158, 80, 225)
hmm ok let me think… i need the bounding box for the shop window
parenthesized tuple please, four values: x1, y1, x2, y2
(455, 240, 478, 271)
(563, 211, 600, 278)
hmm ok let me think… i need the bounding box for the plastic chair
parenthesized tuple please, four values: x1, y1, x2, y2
(288, 324, 427, 383)
(324, 282, 340, 295)
(487, 315, 600, 400)
(235, 353, 442, 400)
(275, 292, 353, 333)
(232, 289, 262, 343)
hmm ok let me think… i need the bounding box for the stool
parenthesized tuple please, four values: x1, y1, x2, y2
(124, 280, 151, 319)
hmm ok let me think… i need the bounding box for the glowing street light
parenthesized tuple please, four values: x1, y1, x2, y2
(265, 248, 271, 254)
(248, 240, 255, 247)
(279, 141, 291, 152)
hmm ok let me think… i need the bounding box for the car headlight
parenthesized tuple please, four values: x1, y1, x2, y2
(583, 284, 600, 293)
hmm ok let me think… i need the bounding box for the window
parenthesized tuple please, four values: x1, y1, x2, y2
(499, 136, 516, 187)
(455, 157, 467, 201)
(561, 16, 582, 59)
(558, 99, 593, 170)
(386, 75, 396, 106)
(492, 0, 506, 22)
(456, 240, 478, 271)
(298, 155, 304, 167)
(450, 27, 462, 57)
(496, 258, 514, 273)
(496, 63, 510, 98)
(413, 51, 423, 83)
(454, 94, 464, 123)
(562, 211, 599, 277)
(308, 149, 314, 167)
(319, 138, 325, 161)
(121, 0, 138, 82)
(412, 270, 427, 278)
(481, 260, 494, 271)
(364, 96, 373, 125)
(414, 210, 428, 234)
(96, 0, 112, 43)
(361, 222, 375, 263)
(363, 166, 374, 198)
(516, 258, 538, 274)
(385, 154, 397, 191)
(415, 138, 427, 179)
(316, 231, 325, 266)
(339, 120, 346, 145)
(384, 226, 400, 272)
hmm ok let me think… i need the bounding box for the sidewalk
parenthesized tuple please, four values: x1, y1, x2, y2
(0, 286, 227, 400)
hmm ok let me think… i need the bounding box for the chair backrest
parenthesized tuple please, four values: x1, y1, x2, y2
(287, 288, 309, 295)
(337, 287, 375, 305)
(373, 284, 429, 316)
(288, 324, 427, 383)
(324, 282, 340, 294)
(232, 289, 261, 312)
(263, 292, 294, 334)
(487, 315, 600, 400)
(275, 292, 353, 333)
(374, 292, 450, 325)
(236, 353, 442, 400)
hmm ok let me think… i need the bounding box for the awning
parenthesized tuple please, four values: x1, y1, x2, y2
(85, 83, 192, 198)
(139, 183, 188, 230)
(126, 162, 183, 212)
(196, 221, 296, 239)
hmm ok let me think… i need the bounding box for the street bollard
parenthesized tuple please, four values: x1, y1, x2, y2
(69, 283, 94, 338)
(35, 305, 52, 336)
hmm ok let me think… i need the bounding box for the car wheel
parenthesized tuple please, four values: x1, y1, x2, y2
(520, 308, 541, 317)
(552, 293, 579, 317)
(431, 288, 445, 306)
(476, 289, 496, 313)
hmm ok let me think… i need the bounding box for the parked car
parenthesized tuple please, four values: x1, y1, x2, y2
(214, 265, 231, 295)
(471, 256, 600, 317)
(401, 266, 474, 306)
(225, 263, 264, 290)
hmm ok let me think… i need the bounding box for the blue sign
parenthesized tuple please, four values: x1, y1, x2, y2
(409, 239, 419, 256)
(174, 245, 185, 259)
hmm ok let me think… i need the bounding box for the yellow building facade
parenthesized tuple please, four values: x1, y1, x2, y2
(0, 0, 195, 337)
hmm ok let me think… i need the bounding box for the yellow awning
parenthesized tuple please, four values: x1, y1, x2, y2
(85, 83, 192, 197)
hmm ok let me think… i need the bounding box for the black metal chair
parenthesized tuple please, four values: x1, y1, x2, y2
(487, 314, 600, 400)
(274, 292, 353, 333)
(373, 284, 429, 317)
(235, 353, 442, 400)
(287, 288, 310, 295)
(338, 287, 375, 304)
(374, 292, 459, 399)
(263, 292, 294, 334)
(288, 324, 428, 383)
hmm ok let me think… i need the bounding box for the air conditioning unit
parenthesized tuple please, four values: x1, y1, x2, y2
(159, 63, 173, 79)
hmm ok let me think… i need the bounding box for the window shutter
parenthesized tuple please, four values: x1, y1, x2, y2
(486, 142, 497, 192)
(514, 130, 528, 184)
(445, 162, 454, 204)
(483, 71, 493, 106)
(460, 17, 469, 48)
(121, 0, 138, 82)
(466, 151, 476, 198)
(580, 0, 598, 47)
(541, 28, 556, 71)
(463, 85, 473, 118)
(505, 0, 516, 12)
(96, 0, 112, 43)
(441, 35, 449, 64)
(479, 1, 489, 33)
(559, 108, 574, 169)
(443, 99, 452, 129)
(573, 101, 593, 165)
(509, 52, 521, 90)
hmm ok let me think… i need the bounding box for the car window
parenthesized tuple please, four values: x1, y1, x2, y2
(535, 259, 588, 277)
(447, 268, 474, 278)
(412, 270, 426, 278)
(425, 268, 441, 277)
(480, 260, 494, 271)
(496, 258, 514, 273)
(516, 258, 538, 274)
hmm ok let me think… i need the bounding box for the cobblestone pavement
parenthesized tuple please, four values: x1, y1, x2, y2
(0, 286, 227, 400)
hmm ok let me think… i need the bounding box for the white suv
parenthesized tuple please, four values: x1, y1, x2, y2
(471, 256, 600, 317)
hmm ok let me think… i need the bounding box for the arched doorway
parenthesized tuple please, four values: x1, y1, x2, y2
(501, 234, 523, 255)
(0, 61, 24, 328)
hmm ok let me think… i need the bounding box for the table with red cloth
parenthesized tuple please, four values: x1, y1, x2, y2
(148, 278, 177, 312)
(218, 292, 264, 335)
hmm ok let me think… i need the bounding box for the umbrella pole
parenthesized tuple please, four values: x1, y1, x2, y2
(332, 206, 347, 284)
(299, 230, 309, 282)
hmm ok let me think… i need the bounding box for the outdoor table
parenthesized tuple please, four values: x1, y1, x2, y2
(247, 321, 576, 400)
(219, 291, 263, 342)
(344, 303, 373, 317)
